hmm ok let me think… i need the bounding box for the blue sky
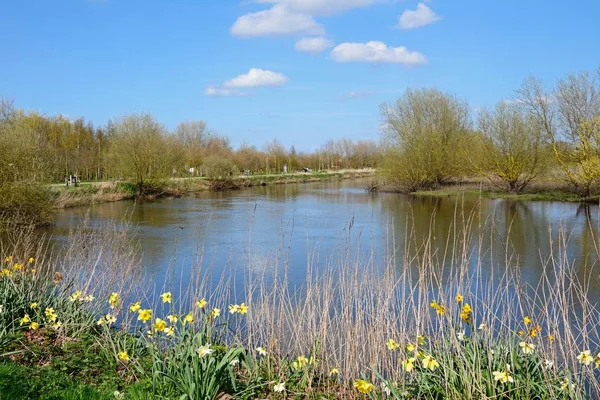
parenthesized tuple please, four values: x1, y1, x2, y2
(1, 0, 599, 151)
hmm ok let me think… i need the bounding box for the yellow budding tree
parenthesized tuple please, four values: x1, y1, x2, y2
(471, 101, 546, 194)
(518, 67, 600, 196)
(381, 88, 471, 192)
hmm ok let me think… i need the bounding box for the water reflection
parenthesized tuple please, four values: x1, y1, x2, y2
(35, 179, 600, 308)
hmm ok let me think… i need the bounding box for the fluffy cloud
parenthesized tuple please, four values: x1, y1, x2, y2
(224, 68, 288, 88)
(204, 86, 248, 97)
(255, 0, 380, 16)
(331, 41, 427, 66)
(295, 36, 334, 53)
(231, 5, 323, 37)
(398, 3, 440, 30)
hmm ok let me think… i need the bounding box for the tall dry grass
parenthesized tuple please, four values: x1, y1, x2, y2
(3, 203, 600, 398)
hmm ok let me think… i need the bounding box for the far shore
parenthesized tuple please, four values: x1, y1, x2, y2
(51, 169, 377, 209)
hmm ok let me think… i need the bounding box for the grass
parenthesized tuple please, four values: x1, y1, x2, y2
(1, 206, 599, 399)
(49, 169, 375, 209)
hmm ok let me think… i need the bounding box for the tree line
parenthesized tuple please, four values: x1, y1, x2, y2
(381, 66, 600, 196)
(0, 100, 381, 195)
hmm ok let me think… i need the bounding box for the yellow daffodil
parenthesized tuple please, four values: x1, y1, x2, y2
(329, 367, 340, 376)
(296, 355, 309, 367)
(196, 298, 207, 308)
(493, 369, 514, 384)
(577, 350, 594, 366)
(20, 315, 31, 326)
(29, 322, 39, 330)
(519, 341, 535, 354)
(30, 302, 38, 309)
(167, 314, 178, 323)
(4, 256, 13, 262)
(210, 308, 220, 319)
(153, 318, 167, 332)
(118, 351, 130, 362)
(164, 326, 175, 337)
(183, 312, 194, 325)
(560, 378, 574, 392)
(523, 316, 532, 325)
(69, 290, 82, 302)
(422, 355, 440, 370)
(455, 293, 463, 303)
(238, 303, 248, 314)
(13, 263, 23, 271)
(406, 343, 416, 352)
(83, 295, 94, 302)
(52, 321, 62, 329)
(108, 292, 118, 309)
(387, 338, 399, 350)
(354, 379, 376, 394)
(402, 357, 416, 372)
(417, 335, 426, 345)
(129, 302, 141, 313)
(548, 334, 555, 342)
(594, 353, 600, 368)
(138, 309, 152, 322)
(28, 257, 35, 263)
(44, 308, 57, 322)
(160, 292, 172, 304)
(105, 313, 117, 325)
(229, 304, 240, 314)
(97, 317, 106, 325)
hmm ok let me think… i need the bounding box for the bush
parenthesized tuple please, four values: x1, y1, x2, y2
(0, 182, 54, 228)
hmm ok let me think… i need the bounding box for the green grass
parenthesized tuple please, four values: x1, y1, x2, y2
(411, 188, 598, 203)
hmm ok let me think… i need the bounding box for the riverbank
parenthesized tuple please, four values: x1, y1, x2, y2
(1, 220, 598, 399)
(52, 169, 376, 209)
(379, 178, 600, 203)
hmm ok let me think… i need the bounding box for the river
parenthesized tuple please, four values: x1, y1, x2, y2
(39, 178, 600, 307)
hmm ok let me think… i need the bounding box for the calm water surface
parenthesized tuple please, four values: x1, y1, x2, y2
(40, 178, 600, 306)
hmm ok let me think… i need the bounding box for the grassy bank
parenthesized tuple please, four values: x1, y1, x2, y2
(51, 169, 375, 209)
(1, 215, 599, 399)
(379, 178, 600, 203)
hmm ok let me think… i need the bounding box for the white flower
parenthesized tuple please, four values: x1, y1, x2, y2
(0, 304, 4, 314)
(478, 323, 486, 330)
(256, 347, 267, 356)
(544, 359, 554, 369)
(113, 391, 124, 399)
(196, 345, 214, 357)
(381, 382, 391, 396)
(273, 382, 285, 393)
(457, 330, 466, 341)
(230, 359, 240, 366)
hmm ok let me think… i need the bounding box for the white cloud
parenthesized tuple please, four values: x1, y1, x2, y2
(255, 0, 380, 16)
(331, 41, 427, 66)
(341, 90, 375, 99)
(295, 36, 334, 53)
(231, 5, 323, 37)
(204, 86, 248, 97)
(398, 3, 440, 30)
(224, 68, 288, 88)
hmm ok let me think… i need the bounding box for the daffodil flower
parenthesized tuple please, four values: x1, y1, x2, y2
(578, 350, 594, 366)
(354, 379, 375, 394)
(196, 344, 214, 357)
(519, 341, 535, 354)
(118, 351, 130, 362)
(160, 292, 172, 304)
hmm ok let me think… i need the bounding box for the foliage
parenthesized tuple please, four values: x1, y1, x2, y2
(381, 88, 472, 191)
(470, 101, 547, 193)
(518, 68, 600, 196)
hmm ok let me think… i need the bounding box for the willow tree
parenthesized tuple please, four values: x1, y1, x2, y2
(106, 113, 172, 195)
(518, 67, 600, 196)
(472, 102, 545, 193)
(381, 88, 471, 191)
